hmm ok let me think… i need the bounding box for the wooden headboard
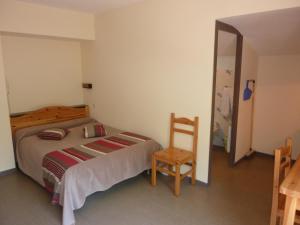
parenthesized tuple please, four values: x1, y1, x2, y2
(10, 105, 89, 133)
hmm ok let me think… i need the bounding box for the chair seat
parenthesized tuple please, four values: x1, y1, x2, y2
(154, 148, 193, 165)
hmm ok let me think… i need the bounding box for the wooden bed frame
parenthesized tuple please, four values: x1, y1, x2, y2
(10, 105, 89, 133)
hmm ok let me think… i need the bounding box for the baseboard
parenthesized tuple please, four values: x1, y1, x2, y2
(195, 179, 209, 187)
(234, 154, 247, 165)
(249, 150, 273, 159)
(0, 168, 16, 177)
(247, 150, 297, 163)
(231, 150, 274, 165)
(180, 175, 208, 186)
(258, 150, 297, 163)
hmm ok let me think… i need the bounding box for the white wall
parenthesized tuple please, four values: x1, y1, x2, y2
(252, 55, 300, 159)
(0, 35, 15, 172)
(214, 32, 237, 145)
(0, 0, 95, 172)
(2, 34, 84, 113)
(214, 60, 235, 133)
(81, 0, 300, 183)
(235, 40, 258, 162)
(217, 56, 236, 72)
(214, 56, 235, 148)
(0, 0, 95, 40)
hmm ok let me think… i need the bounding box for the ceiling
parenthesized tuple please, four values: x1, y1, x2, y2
(17, 0, 145, 13)
(220, 7, 300, 55)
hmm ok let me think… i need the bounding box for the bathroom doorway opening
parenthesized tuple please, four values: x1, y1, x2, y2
(209, 21, 243, 173)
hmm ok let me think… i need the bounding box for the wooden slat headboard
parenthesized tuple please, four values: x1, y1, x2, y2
(10, 105, 89, 133)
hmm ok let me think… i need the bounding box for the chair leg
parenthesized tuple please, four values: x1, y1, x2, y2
(270, 204, 278, 225)
(175, 164, 181, 197)
(191, 159, 196, 185)
(151, 155, 157, 186)
(282, 196, 297, 225)
(278, 216, 283, 225)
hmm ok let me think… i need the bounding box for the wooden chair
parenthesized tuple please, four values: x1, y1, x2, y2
(270, 138, 300, 225)
(151, 113, 199, 196)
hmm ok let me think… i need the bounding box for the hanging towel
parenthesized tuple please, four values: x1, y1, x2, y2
(219, 86, 232, 118)
(243, 80, 253, 101)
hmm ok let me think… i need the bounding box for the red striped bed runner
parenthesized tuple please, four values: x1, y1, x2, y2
(120, 132, 151, 141)
(42, 132, 151, 204)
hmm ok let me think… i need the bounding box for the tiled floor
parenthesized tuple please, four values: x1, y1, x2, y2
(0, 150, 274, 225)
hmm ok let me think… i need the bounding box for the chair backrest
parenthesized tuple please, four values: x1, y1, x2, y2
(271, 138, 293, 212)
(273, 138, 293, 186)
(169, 113, 199, 157)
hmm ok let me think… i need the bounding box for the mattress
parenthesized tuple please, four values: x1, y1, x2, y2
(14, 118, 161, 225)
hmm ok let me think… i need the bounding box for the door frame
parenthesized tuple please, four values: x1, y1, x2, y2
(208, 20, 243, 184)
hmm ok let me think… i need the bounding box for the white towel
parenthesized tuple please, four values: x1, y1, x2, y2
(220, 87, 232, 118)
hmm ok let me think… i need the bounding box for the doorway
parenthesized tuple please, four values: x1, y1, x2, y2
(209, 21, 243, 172)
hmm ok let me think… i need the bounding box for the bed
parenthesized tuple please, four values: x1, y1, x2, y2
(11, 106, 161, 225)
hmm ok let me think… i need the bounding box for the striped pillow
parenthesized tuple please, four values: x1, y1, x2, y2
(84, 124, 107, 138)
(38, 128, 69, 140)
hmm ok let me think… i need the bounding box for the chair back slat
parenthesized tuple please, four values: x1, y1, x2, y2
(275, 147, 291, 186)
(173, 117, 195, 126)
(273, 138, 292, 192)
(169, 113, 199, 156)
(173, 128, 194, 136)
(270, 138, 293, 225)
